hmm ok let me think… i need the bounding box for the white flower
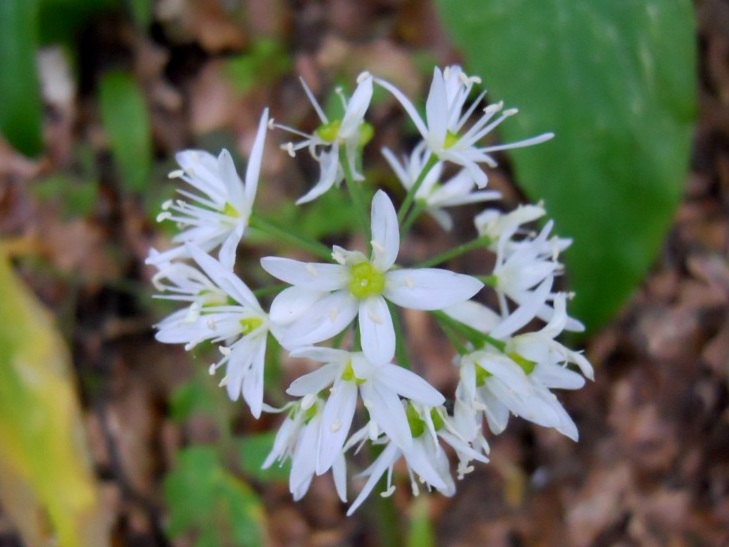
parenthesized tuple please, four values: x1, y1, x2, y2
(154, 244, 270, 417)
(489, 221, 583, 331)
(286, 347, 444, 474)
(275, 73, 373, 204)
(344, 403, 487, 516)
(261, 190, 483, 364)
(382, 142, 500, 230)
(451, 289, 593, 440)
(375, 66, 553, 188)
(148, 108, 269, 269)
(262, 398, 347, 502)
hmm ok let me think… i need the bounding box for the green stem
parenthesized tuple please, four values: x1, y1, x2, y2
(388, 301, 410, 370)
(400, 199, 426, 235)
(340, 148, 371, 246)
(431, 310, 506, 352)
(253, 284, 287, 298)
(397, 155, 438, 227)
(250, 214, 332, 261)
(417, 236, 493, 268)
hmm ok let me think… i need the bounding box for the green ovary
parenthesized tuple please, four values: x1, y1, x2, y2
(222, 202, 239, 218)
(348, 262, 385, 299)
(240, 316, 263, 335)
(316, 119, 342, 143)
(444, 130, 459, 149)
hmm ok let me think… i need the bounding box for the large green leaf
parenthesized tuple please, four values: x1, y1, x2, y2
(437, 0, 695, 330)
(0, 0, 44, 156)
(99, 70, 152, 193)
(164, 446, 266, 546)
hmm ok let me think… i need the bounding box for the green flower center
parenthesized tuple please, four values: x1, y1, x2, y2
(444, 130, 460, 149)
(358, 122, 374, 147)
(222, 201, 239, 218)
(475, 364, 492, 387)
(240, 316, 263, 335)
(348, 262, 385, 299)
(341, 360, 365, 384)
(406, 404, 445, 438)
(316, 119, 342, 143)
(508, 352, 536, 375)
(303, 402, 319, 424)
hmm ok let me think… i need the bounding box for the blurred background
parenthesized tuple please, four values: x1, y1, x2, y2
(1, 0, 727, 545)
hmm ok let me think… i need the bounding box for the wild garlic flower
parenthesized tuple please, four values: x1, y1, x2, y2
(261, 190, 483, 364)
(154, 244, 271, 418)
(274, 73, 373, 204)
(262, 397, 348, 502)
(148, 108, 269, 270)
(451, 289, 593, 440)
(382, 142, 500, 230)
(376, 66, 553, 188)
(286, 347, 444, 475)
(345, 402, 487, 516)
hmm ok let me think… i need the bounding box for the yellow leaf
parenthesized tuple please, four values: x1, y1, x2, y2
(0, 248, 109, 547)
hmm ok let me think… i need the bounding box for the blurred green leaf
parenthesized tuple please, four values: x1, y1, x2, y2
(33, 175, 98, 219)
(99, 70, 152, 193)
(0, 0, 44, 156)
(0, 248, 108, 546)
(165, 446, 266, 546)
(406, 496, 435, 547)
(239, 432, 290, 483)
(127, 0, 151, 28)
(224, 39, 291, 93)
(437, 0, 695, 330)
(38, 0, 117, 45)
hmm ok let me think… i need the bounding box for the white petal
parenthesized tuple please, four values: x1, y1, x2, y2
(286, 363, 340, 397)
(296, 146, 340, 205)
(261, 256, 348, 290)
(346, 442, 400, 516)
(269, 286, 324, 326)
(370, 190, 400, 271)
(242, 336, 267, 418)
(358, 296, 395, 365)
(187, 243, 260, 310)
(374, 78, 429, 140)
(362, 381, 411, 450)
(218, 222, 244, 271)
(532, 363, 585, 390)
(245, 108, 268, 205)
(384, 268, 483, 310)
(425, 67, 448, 149)
(332, 453, 347, 502)
(405, 438, 448, 490)
(317, 381, 358, 474)
(274, 290, 358, 348)
(339, 76, 373, 138)
(376, 365, 444, 406)
(217, 149, 244, 208)
(289, 346, 351, 365)
(443, 300, 501, 332)
(489, 276, 552, 339)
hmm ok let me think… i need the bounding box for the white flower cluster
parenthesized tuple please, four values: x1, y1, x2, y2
(147, 66, 593, 515)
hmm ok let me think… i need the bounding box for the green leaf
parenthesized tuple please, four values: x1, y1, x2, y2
(99, 70, 152, 193)
(0, 0, 44, 156)
(164, 446, 266, 546)
(224, 39, 291, 93)
(238, 432, 290, 483)
(38, 0, 117, 46)
(33, 175, 98, 219)
(436, 0, 696, 330)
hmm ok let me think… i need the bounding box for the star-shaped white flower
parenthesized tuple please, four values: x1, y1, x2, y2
(275, 74, 373, 204)
(376, 66, 553, 188)
(148, 108, 269, 269)
(261, 190, 484, 364)
(286, 347, 445, 475)
(382, 142, 500, 230)
(154, 244, 271, 417)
